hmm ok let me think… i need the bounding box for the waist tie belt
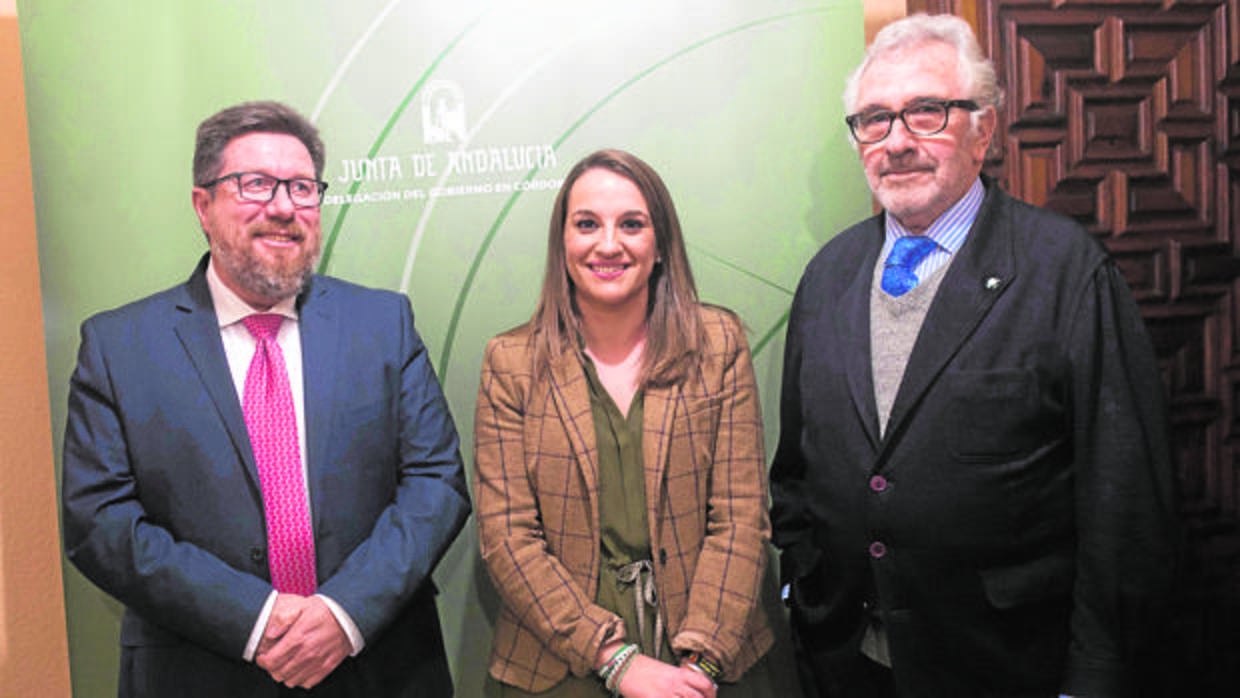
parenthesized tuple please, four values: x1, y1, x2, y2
(616, 559, 664, 660)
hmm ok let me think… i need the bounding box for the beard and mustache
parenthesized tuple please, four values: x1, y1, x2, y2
(211, 221, 321, 305)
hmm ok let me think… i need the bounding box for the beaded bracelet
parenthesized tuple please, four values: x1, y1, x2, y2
(605, 647, 638, 696)
(682, 651, 723, 682)
(597, 643, 630, 681)
(598, 643, 638, 688)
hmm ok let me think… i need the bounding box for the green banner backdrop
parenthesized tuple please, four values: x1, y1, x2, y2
(20, 1, 869, 695)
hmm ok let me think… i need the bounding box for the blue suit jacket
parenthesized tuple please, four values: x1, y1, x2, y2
(63, 256, 471, 697)
(770, 179, 1177, 697)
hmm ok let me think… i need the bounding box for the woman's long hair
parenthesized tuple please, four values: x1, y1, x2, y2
(530, 149, 704, 387)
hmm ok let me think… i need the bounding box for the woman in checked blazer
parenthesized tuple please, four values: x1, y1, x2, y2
(474, 149, 775, 698)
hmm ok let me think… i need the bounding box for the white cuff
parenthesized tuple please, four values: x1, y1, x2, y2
(316, 593, 365, 656)
(243, 590, 279, 662)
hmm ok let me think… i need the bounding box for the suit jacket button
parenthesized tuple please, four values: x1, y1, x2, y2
(249, 546, 265, 563)
(869, 541, 887, 559)
(869, 475, 888, 492)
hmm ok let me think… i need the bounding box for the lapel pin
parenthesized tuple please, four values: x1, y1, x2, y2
(984, 276, 1002, 290)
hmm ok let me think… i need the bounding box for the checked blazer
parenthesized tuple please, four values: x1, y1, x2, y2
(474, 305, 774, 692)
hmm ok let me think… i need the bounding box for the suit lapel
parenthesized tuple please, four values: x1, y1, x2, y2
(172, 259, 259, 484)
(547, 350, 600, 516)
(296, 277, 338, 518)
(839, 219, 885, 448)
(884, 184, 1016, 443)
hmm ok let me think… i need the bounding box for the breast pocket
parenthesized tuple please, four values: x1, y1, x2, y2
(945, 368, 1066, 463)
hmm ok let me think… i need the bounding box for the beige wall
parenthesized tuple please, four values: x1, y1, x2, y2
(0, 3, 73, 696)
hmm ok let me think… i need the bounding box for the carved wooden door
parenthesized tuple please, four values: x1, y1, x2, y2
(906, 1, 1240, 692)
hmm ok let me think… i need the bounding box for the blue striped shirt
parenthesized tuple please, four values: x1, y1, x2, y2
(879, 177, 985, 282)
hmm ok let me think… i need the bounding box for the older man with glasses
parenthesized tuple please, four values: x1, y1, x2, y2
(62, 100, 470, 697)
(770, 14, 1177, 698)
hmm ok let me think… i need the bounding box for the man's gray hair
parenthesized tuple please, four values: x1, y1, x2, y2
(843, 13, 1004, 115)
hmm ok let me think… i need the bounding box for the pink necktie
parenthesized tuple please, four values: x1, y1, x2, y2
(241, 314, 316, 595)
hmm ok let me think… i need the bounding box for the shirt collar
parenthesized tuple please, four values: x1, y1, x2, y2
(206, 258, 299, 328)
(884, 177, 985, 254)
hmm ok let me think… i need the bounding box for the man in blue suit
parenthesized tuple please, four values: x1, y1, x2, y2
(62, 100, 471, 697)
(770, 15, 1177, 698)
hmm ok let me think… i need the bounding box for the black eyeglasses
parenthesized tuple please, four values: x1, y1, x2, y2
(201, 171, 328, 209)
(845, 99, 981, 144)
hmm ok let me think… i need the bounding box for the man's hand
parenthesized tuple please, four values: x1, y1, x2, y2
(256, 593, 303, 656)
(256, 594, 350, 689)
